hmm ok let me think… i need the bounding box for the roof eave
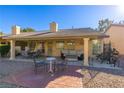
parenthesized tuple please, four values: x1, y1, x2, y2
(6, 34, 109, 40)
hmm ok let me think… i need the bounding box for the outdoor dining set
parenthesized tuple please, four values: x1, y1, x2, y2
(20, 49, 83, 75)
(34, 57, 68, 76)
(32, 52, 68, 75)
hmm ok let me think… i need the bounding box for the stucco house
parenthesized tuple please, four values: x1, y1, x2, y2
(104, 24, 124, 55)
(0, 34, 9, 45)
(3, 22, 108, 66)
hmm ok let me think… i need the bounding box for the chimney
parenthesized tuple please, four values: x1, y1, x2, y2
(50, 22, 58, 32)
(12, 25, 21, 35)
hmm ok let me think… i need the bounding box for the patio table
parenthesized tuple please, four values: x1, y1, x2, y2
(46, 57, 56, 74)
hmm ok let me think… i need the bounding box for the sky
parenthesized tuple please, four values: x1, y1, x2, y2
(0, 5, 124, 34)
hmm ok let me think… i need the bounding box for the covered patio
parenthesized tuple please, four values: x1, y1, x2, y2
(9, 38, 104, 65)
(6, 33, 107, 67)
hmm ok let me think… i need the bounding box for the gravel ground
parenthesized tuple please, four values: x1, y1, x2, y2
(81, 67, 124, 88)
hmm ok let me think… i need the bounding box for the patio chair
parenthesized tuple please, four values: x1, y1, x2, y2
(60, 51, 66, 60)
(77, 53, 84, 61)
(35, 49, 42, 57)
(33, 57, 48, 74)
(21, 50, 28, 57)
(55, 58, 68, 72)
(21, 49, 31, 58)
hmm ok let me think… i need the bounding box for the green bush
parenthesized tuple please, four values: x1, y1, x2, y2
(0, 44, 10, 57)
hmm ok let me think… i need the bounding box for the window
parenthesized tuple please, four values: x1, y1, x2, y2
(29, 41, 36, 51)
(67, 41, 75, 50)
(56, 41, 64, 50)
(92, 40, 101, 55)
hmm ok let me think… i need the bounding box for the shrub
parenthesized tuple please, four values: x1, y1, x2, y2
(0, 44, 10, 57)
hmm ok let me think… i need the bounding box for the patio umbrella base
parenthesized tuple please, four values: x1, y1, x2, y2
(48, 71, 54, 76)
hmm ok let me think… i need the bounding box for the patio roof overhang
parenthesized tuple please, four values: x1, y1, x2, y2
(3, 34, 109, 41)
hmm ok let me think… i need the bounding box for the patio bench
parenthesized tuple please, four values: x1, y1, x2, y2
(61, 50, 84, 62)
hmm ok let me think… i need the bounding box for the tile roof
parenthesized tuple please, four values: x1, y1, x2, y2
(4, 28, 108, 39)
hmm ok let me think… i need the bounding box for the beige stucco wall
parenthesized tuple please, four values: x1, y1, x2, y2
(75, 40, 84, 51)
(104, 25, 124, 55)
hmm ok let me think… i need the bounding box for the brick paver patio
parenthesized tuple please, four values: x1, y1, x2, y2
(1, 66, 82, 88)
(0, 58, 124, 88)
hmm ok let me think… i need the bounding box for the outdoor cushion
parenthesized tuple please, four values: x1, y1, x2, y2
(62, 50, 68, 55)
(67, 58, 77, 61)
(35, 60, 44, 63)
(34, 60, 47, 65)
(69, 50, 77, 56)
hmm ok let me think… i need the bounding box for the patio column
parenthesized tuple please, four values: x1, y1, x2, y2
(10, 40, 15, 60)
(52, 41, 57, 56)
(83, 38, 89, 66)
(44, 42, 48, 56)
